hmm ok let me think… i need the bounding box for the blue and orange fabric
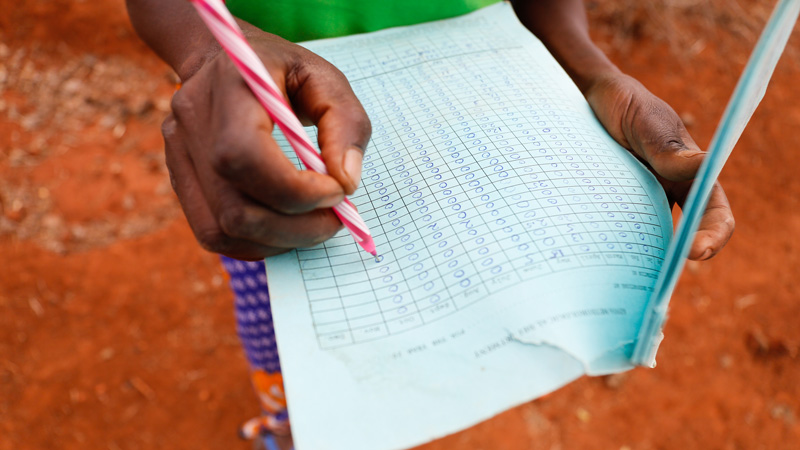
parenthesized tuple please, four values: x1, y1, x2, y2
(221, 256, 289, 437)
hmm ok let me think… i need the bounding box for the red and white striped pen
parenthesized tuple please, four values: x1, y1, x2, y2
(188, 0, 378, 257)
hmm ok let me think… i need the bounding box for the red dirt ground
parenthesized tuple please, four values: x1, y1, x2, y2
(2, 1, 799, 449)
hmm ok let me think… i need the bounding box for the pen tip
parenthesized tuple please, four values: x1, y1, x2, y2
(360, 239, 377, 257)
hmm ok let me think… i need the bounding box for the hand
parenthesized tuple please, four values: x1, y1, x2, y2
(162, 31, 371, 260)
(584, 73, 735, 260)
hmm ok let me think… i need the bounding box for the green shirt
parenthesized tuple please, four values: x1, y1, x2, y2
(226, 0, 500, 42)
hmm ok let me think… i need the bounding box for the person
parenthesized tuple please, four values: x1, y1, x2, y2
(125, 0, 736, 448)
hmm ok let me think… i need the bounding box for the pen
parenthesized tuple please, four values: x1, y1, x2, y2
(189, 0, 378, 257)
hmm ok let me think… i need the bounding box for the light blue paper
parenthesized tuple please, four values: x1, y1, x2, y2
(632, 0, 800, 367)
(265, 4, 674, 449)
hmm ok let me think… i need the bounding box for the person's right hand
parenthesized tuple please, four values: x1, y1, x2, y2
(162, 31, 371, 261)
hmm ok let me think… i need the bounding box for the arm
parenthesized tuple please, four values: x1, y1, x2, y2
(126, 0, 214, 80)
(512, 0, 618, 92)
(125, 0, 371, 260)
(512, 0, 735, 260)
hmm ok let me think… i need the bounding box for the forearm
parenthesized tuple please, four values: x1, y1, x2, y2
(125, 0, 218, 80)
(126, 0, 263, 81)
(510, 0, 620, 93)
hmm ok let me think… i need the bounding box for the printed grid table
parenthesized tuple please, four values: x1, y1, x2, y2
(273, 24, 665, 349)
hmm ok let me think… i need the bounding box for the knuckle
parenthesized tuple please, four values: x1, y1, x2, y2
(658, 138, 687, 154)
(169, 90, 192, 120)
(161, 114, 178, 139)
(218, 204, 252, 238)
(195, 228, 229, 254)
(210, 137, 247, 178)
(645, 118, 687, 155)
(334, 101, 372, 142)
(645, 126, 687, 157)
(353, 112, 372, 145)
(645, 125, 683, 153)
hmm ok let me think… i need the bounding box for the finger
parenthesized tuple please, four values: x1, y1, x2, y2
(205, 62, 346, 214)
(688, 182, 735, 261)
(216, 196, 343, 248)
(177, 112, 344, 248)
(626, 96, 706, 182)
(289, 58, 372, 195)
(163, 114, 278, 261)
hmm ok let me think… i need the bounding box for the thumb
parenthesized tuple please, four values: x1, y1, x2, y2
(315, 102, 372, 195)
(638, 122, 705, 182)
(625, 95, 706, 182)
(288, 59, 372, 195)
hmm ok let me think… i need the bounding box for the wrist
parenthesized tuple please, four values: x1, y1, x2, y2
(583, 72, 641, 105)
(174, 38, 221, 81)
(558, 46, 621, 94)
(510, 0, 621, 93)
(531, 23, 621, 94)
(174, 18, 272, 81)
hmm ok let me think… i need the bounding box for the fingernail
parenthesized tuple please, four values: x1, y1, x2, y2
(699, 248, 712, 260)
(680, 149, 705, 158)
(343, 146, 363, 189)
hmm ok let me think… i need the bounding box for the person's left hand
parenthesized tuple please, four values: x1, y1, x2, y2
(584, 73, 735, 260)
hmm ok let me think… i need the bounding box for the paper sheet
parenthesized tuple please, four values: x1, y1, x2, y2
(632, 0, 800, 366)
(264, 4, 672, 449)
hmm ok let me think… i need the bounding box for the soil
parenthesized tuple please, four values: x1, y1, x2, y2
(2, 1, 799, 449)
